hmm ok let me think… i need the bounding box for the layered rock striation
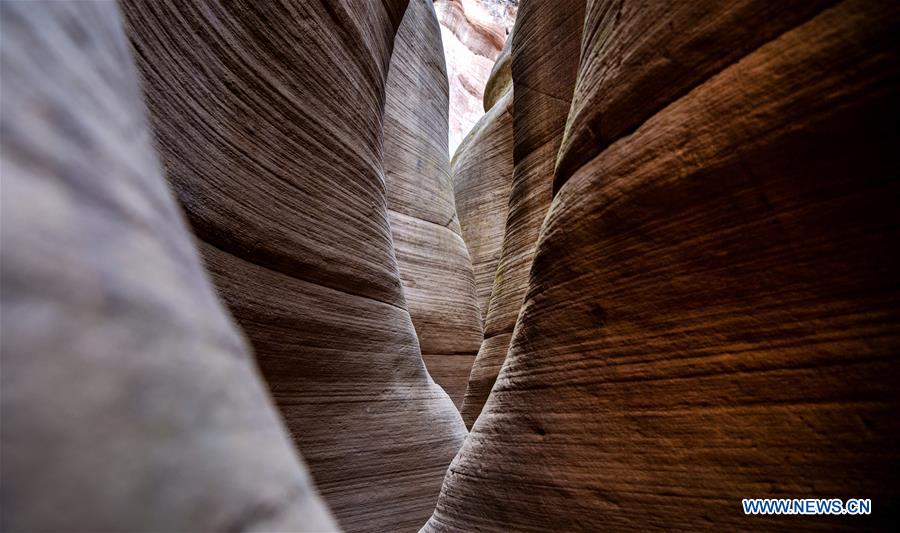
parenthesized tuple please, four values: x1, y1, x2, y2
(0, 2, 335, 531)
(4, 0, 899, 531)
(436, 0, 517, 152)
(123, 1, 467, 531)
(431, 0, 900, 530)
(384, 0, 483, 409)
(555, 0, 837, 189)
(459, 0, 585, 428)
(435, 0, 508, 58)
(452, 79, 514, 322)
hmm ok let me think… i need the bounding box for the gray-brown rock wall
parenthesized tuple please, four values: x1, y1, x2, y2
(122, 1, 468, 531)
(384, 0, 483, 409)
(0, 2, 335, 531)
(451, 48, 513, 320)
(452, 89, 515, 321)
(459, 0, 585, 428)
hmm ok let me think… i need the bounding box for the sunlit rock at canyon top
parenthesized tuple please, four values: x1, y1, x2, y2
(436, 0, 517, 154)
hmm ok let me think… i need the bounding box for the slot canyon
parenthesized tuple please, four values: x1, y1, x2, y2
(1, 0, 898, 531)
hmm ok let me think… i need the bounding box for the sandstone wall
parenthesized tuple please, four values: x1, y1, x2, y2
(0, 2, 335, 531)
(555, 0, 835, 188)
(384, 0, 483, 409)
(122, 1, 467, 531)
(435, 0, 508, 58)
(482, 36, 513, 112)
(436, 0, 516, 152)
(5, 0, 899, 530)
(452, 85, 515, 322)
(459, 0, 585, 427)
(431, 0, 900, 530)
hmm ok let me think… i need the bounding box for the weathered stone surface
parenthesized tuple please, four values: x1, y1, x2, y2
(8, 0, 897, 529)
(452, 88, 515, 321)
(460, 0, 584, 427)
(0, 2, 335, 531)
(384, 0, 483, 409)
(439, 26, 496, 155)
(430, 0, 900, 529)
(482, 35, 512, 112)
(435, 0, 507, 58)
(436, 0, 516, 152)
(555, 0, 835, 190)
(123, 1, 467, 531)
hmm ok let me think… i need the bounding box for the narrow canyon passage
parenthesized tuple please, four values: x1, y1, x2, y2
(383, 0, 483, 410)
(2, 1, 899, 533)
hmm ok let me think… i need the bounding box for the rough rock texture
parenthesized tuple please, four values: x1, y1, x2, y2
(436, 0, 516, 152)
(430, 0, 900, 530)
(460, 0, 584, 427)
(0, 2, 335, 531)
(384, 0, 483, 409)
(123, 1, 467, 531)
(452, 84, 515, 321)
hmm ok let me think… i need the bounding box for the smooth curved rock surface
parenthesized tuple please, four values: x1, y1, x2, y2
(482, 35, 512, 112)
(430, 0, 900, 529)
(460, 0, 585, 427)
(0, 2, 335, 531)
(452, 89, 515, 321)
(384, 0, 483, 409)
(555, 0, 835, 190)
(123, 1, 467, 531)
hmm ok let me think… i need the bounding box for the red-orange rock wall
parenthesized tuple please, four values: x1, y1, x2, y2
(432, 0, 900, 530)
